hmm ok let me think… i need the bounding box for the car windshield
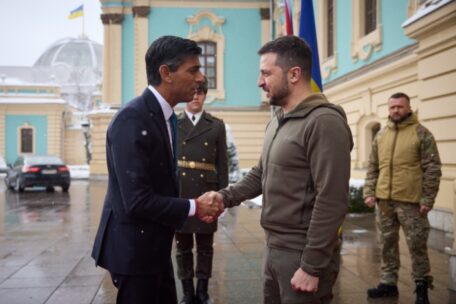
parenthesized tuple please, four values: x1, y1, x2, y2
(25, 156, 64, 165)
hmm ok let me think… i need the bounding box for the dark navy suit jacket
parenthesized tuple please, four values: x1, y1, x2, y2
(91, 88, 190, 275)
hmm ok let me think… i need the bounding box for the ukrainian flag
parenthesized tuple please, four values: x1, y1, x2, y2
(68, 4, 84, 20)
(299, 0, 323, 93)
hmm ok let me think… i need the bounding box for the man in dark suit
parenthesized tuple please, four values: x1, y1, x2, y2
(175, 78, 228, 304)
(91, 36, 223, 304)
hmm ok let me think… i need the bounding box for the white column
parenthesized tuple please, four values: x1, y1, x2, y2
(132, 6, 150, 96)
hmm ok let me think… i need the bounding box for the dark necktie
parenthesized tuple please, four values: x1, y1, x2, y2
(192, 115, 196, 122)
(170, 112, 177, 168)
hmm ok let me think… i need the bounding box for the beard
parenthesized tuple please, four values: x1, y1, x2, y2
(268, 76, 290, 107)
(390, 112, 412, 123)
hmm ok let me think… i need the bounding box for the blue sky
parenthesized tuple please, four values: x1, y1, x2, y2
(0, 0, 103, 66)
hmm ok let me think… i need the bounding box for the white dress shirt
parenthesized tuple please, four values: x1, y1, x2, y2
(148, 85, 196, 217)
(185, 110, 203, 126)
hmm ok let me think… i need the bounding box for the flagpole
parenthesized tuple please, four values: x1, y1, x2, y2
(270, 0, 274, 39)
(82, 9, 85, 38)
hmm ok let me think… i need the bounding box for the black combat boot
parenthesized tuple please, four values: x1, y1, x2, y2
(367, 283, 399, 298)
(180, 279, 195, 304)
(196, 279, 214, 304)
(415, 280, 430, 304)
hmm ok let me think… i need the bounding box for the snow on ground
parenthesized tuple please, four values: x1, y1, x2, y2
(350, 178, 365, 188)
(0, 167, 90, 179)
(68, 165, 90, 179)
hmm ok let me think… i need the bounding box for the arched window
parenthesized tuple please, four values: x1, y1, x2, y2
(198, 41, 217, 89)
(20, 127, 34, 154)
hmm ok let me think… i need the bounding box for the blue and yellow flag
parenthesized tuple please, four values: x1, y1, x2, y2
(299, 0, 322, 93)
(68, 4, 84, 20)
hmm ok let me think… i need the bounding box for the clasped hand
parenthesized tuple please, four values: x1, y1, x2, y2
(195, 191, 225, 223)
(291, 268, 319, 293)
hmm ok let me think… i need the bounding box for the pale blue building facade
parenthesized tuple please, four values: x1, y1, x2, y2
(100, 0, 269, 109)
(319, 0, 416, 83)
(4, 115, 48, 164)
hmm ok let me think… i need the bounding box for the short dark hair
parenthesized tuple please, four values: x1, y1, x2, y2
(258, 36, 312, 80)
(145, 36, 202, 86)
(389, 92, 410, 103)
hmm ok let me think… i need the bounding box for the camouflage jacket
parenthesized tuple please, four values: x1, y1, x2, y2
(363, 113, 442, 207)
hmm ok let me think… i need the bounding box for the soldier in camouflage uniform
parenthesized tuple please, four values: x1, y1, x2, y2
(363, 92, 442, 304)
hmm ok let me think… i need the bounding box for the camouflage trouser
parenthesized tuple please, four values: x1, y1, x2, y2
(376, 200, 433, 286)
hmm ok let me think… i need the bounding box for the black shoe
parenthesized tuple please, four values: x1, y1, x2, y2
(367, 283, 399, 298)
(180, 295, 194, 304)
(415, 280, 430, 304)
(195, 279, 214, 304)
(180, 279, 195, 304)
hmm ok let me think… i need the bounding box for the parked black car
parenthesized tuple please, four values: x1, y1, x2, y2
(5, 155, 70, 192)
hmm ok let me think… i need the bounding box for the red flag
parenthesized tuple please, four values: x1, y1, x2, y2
(284, 0, 294, 35)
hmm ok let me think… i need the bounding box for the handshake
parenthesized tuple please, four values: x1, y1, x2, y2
(194, 191, 225, 223)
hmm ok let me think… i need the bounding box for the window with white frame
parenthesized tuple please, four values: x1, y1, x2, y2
(351, 0, 382, 61)
(187, 11, 226, 102)
(317, 0, 338, 79)
(198, 41, 217, 89)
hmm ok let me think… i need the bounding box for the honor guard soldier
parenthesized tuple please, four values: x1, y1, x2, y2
(175, 77, 228, 304)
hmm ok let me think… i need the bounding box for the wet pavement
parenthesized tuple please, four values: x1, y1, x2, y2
(0, 178, 455, 304)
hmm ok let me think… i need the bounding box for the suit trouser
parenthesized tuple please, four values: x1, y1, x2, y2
(263, 247, 339, 304)
(175, 232, 214, 279)
(376, 199, 432, 285)
(110, 258, 177, 304)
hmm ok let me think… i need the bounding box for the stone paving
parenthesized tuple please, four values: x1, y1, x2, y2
(0, 179, 455, 303)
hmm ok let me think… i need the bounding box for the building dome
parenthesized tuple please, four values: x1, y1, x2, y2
(34, 37, 102, 69)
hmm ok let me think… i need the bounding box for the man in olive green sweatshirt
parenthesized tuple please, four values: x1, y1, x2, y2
(201, 36, 353, 304)
(364, 92, 442, 304)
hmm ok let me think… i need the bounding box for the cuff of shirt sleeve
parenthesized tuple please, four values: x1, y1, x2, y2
(188, 199, 196, 216)
(300, 263, 321, 278)
(218, 191, 231, 208)
(419, 198, 434, 208)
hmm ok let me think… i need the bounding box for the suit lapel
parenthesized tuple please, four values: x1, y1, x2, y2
(141, 89, 174, 174)
(177, 113, 195, 139)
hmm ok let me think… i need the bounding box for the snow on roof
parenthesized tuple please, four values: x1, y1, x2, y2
(88, 108, 118, 115)
(0, 77, 26, 85)
(402, 0, 452, 27)
(0, 97, 66, 104)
